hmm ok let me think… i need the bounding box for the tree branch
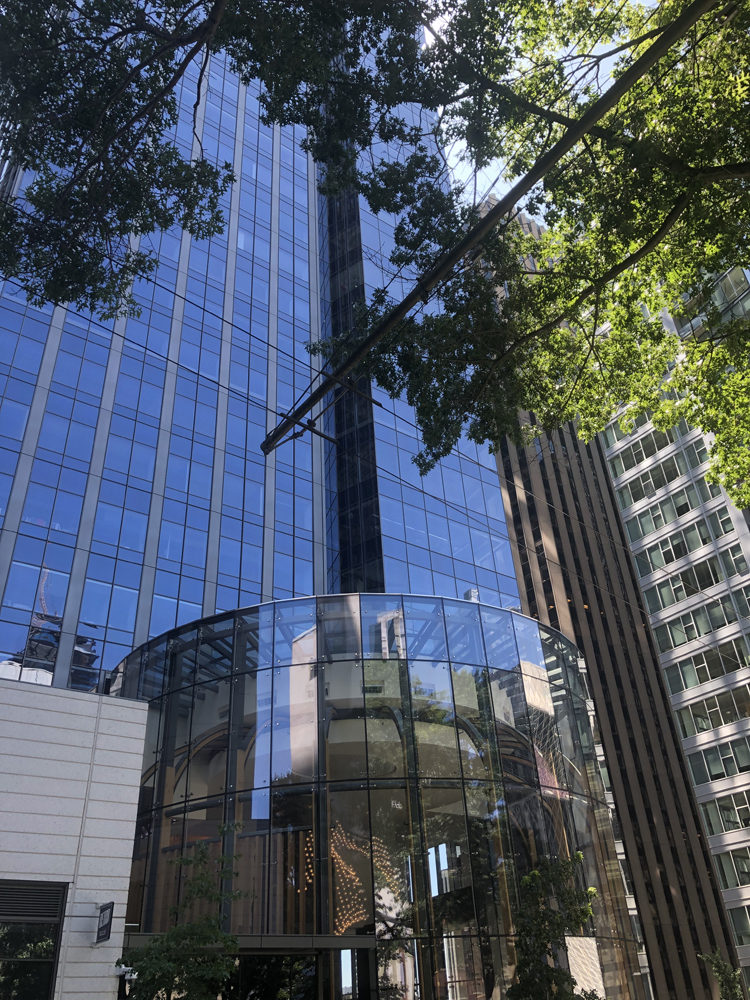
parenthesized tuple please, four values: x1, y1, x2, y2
(518, 189, 694, 343)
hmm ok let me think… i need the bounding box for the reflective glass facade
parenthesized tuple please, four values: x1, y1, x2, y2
(0, 55, 517, 694)
(115, 594, 642, 1000)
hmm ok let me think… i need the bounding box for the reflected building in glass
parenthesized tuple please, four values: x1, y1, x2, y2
(115, 594, 643, 1000)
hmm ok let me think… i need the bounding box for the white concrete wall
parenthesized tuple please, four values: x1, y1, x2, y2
(0, 678, 147, 1000)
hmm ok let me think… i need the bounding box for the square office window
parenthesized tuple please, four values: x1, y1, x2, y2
(0, 879, 67, 1000)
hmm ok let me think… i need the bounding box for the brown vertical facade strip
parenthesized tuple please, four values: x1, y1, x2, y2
(498, 422, 735, 1000)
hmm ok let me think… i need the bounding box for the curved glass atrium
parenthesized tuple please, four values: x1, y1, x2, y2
(114, 593, 641, 1000)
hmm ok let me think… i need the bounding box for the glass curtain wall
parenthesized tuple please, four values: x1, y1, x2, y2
(0, 54, 325, 691)
(115, 594, 642, 1000)
(319, 94, 518, 608)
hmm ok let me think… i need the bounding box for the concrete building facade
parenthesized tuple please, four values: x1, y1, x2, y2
(498, 420, 736, 1000)
(0, 678, 146, 999)
(595, 266, 750, 978)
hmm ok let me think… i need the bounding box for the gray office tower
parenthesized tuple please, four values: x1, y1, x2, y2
(597, 266, 750, 982)
(0, 55, 646, 1000)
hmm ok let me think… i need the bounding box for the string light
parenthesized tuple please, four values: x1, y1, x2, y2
(330, 823, 369, 934)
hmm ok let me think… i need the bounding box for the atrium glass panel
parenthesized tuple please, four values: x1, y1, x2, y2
(160, 685, 193, 807)
(451, 663, 495, 780)
(274, 599, 316, 665)
(327, 788, 373, 935)
(271, 664, 317, 784)
(120, 596, 643, 997)
(233, 669, 272, 791)
(196, 618, 233, 682)
(363, 658, 408, 778)
(420, 784, 476, 936)
(403, 598, 448, 660)
(377, 940, 421, 1000)
(369, 785, 419, 937)
(233, 790, 270, 934)
(505, 785, 549, 873)
(480, 608, 517, 670)
(444, 600, 486, 666)
(488, 667, 537, 788)
(360, 595, 405, 659)
(238, 606, 274, 671)
(269, 787, 316, 935)
(463, 782, 512, 938)
(318, 595, 360, 661)
(513, 616, 545, 674)
(409, 659, 460, 779)
(169, 628, 198, 690)
(324, 659, 367, 781)
(186, 678, 230, 803)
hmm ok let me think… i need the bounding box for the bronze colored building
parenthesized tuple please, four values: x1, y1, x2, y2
(498, 421, 736, 1000)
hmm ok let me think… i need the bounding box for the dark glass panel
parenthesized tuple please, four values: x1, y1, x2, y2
(364, 659, 408, 778)
(420, 784, 476, 936)
(233, 790, 271, 935)
(377, 940, 421, 1000)
(111, 647, 141, 698)
(181, 801, 226, 923)
(487, 936, 511, 1000)
(159, 685, 193, 807)
(327, 787, 374, 935)
(521, 666, 568, 796)
(550, 687, 592, 799)
(444, 600, 486, 665)
(432, 934, 484, 1000)
(270, 664, 317, 784)
(197, 617, 234, 683)
(318, 595, 360, 661)
(169, 628, 198, 689)
(451, 663, 495, 780)
(269, 787, 316, 934)
(463, 783, 513, 938)
(128, 787, 152, 926)
(144, 809, 185, 932)
(403, 598, 448, 660)
(139, 640, 167, 700)
(360, 595, 405, 659)
(141, 698, 163, 785)
(324, 660, 367, 781)
(233, 669, 272, 791)
(0, 923, 57, 959)
(236, 955, 317, 1000)
(370, 786, 419, 938)
(538, 783, 574, 861)
(274, 599, 316, 666)
(487, 668, 537, 789)
(409, 660, 460, 779)
(238, 605, 273, 671)
(569, 794, 628, 942)
(187, 678, 230, 802)
(504, 786, 549, 875)
(0, 960, 54, 1000)
(539, 626, 588, 701)
(479, 608, 516, 669)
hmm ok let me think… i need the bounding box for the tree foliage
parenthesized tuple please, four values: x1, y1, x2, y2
(507, 852, 604, 1000)
(117, 837, 244, 1000)
(3, 0, 750, 501)
(0, 0, 427, 316)
(699, 949, 744, 1000)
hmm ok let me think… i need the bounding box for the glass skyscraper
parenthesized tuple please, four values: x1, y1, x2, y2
(0, 51, 642, 1000)
(0, 54, 517, 694)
